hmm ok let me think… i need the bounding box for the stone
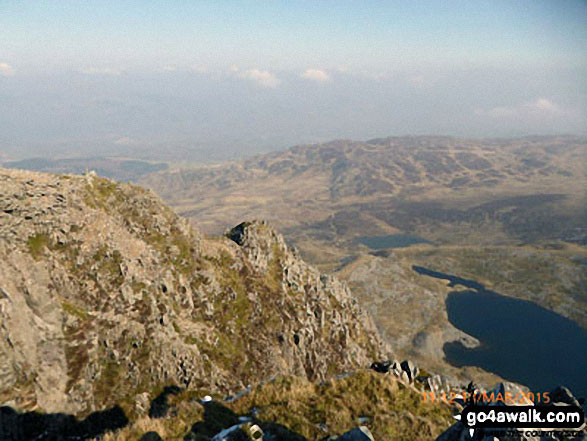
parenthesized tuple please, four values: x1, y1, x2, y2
(549, 385, 581, 407)
(369, 360, 391, 374)
(336, 426, 375, 441)
(140, 432, 164, 441)
(134, 392, 151, 416)
(227, 222, 249, 246)
(400, 360, 417, 381)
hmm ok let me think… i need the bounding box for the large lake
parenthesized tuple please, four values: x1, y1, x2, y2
(413, 266, 587, 399)
(356, 234, 431, 250)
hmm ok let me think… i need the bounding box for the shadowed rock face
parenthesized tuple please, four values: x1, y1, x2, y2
(0, 405, 128, 441)
(140, 432, 164, 441)
(149, 386, 182, 419)
(0, 168, 390, 417)
(228, 221, 249, 246)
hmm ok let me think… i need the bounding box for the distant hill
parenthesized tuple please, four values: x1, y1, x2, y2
(140, 135, 586, 252)
(139, 135, 587, 376)
(2, 156, 168, 182)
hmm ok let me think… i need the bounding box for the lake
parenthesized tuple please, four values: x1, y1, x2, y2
(413, 265, 587, 399)
(356, 234, 431, 250)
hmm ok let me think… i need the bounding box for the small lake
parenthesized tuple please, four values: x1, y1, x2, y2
(356, 234, 431, 250)
(413, 266, 587, 398)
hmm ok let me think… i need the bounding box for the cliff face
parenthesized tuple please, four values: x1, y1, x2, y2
(0, 168, 390, 417)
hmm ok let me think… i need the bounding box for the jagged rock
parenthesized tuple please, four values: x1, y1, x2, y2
(135, 392, 151, 416)
(550, 385, 581, 407)
(140, 432, 164, 441)
(428, 374, 443, 393)
(400, 360, 418, 382)
(227, 222, 248, 246)
(336, 426, 375, 441)
(0, 169, 390, 419)
(369, 360, 391, 374)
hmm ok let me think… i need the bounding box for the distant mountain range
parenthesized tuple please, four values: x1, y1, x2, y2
(139, 135, 586, 248)
(139, 135, 587, 382)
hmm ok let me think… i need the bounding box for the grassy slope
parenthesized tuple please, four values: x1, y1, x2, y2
(99, 371, 453, 441)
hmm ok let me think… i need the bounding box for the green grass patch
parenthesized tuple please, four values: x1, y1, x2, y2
(62, 301, 90, 320)
(27, 233, 50, 259)
(229, 370, 452, 441)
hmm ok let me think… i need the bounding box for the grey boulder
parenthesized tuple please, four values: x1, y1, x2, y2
(336, 426, 375, 441)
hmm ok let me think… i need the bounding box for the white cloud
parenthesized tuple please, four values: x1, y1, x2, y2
(238, 69, 281, 88)
(229, 65, 239, 73)
(531, 98, 559, 113)
(301, 69, 330, 82)
(475, 105, 517, 118)
(79, 67, 121, 76)
(113, 136, 136, 146)
(0, 63, 14, 77)
(190, 65, 208, 74)
(475, 98, 563, 119)
(162, 65, 178, 72)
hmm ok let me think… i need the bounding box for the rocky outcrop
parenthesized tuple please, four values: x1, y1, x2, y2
(335, 426, 375, 441)
(370, 359, 421, 386)
(225, 220, 389, 381)
(0, 168, 390, 418)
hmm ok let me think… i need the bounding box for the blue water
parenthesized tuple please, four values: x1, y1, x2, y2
(356, 234, 431, 250)
(413, 266, 587, 398)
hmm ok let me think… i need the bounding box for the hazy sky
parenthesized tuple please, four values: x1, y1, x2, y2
(1, 0, 586, 160)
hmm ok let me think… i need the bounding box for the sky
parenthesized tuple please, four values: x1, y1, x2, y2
(1, 0, 586, 161)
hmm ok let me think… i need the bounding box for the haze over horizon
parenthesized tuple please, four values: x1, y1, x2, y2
(1, 0, 586, 161)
